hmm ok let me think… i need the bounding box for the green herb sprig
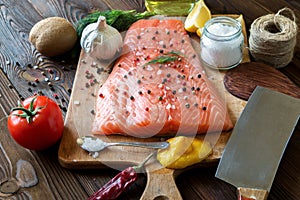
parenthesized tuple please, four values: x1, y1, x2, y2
(76, 10, 155, 38)
(143, 51, 185, 66)
(69, 10, 154, 59)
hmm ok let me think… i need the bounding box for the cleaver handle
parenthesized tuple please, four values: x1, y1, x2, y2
(237, 187, 268, 200)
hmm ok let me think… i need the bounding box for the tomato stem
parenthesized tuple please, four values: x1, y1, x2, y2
(11, 96, 45, 123)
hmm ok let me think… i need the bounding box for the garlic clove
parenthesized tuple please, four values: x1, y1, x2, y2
(80, 16, 123, 61)
(97, 16, 107, 31)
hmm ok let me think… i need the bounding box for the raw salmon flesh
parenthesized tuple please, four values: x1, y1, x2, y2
(92, 19, 233, 137)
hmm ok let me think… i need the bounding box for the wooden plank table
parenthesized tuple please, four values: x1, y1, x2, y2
(0, 0, 299, 199)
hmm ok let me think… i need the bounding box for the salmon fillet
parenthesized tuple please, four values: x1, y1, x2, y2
(92, 19, 233, 137)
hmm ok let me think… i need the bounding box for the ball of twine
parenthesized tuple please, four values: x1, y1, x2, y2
(249, 7, 298, 68)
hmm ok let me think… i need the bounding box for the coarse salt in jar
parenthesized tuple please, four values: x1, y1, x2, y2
(199, 16, 244, 70)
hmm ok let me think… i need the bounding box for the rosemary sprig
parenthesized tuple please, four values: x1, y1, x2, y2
(147, 55, 178, 65)
(143, 51, 185, 66)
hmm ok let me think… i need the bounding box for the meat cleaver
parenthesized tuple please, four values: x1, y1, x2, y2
(215, 86, 300, 200)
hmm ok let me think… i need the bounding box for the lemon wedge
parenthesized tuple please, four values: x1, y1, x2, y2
(236, 14, 244, 27)
(196, 27, 203, 37)
(184, 0, 211, 33)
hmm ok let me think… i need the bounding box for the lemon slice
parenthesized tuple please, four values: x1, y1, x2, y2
(184, 0, 211, 33)
(196, 27, 203, 37)
(236, 14, 244, 27)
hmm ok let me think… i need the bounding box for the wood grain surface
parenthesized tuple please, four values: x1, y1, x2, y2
(224, 62, 300, 100)
(0, 0, 299, 199)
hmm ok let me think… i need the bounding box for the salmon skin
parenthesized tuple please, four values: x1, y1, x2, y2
(92, 19, 233, 137)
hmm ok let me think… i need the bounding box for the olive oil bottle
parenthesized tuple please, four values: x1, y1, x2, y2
(145, 0, 196, 16)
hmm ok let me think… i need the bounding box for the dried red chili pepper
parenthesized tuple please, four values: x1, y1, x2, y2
(87, 167, 137, 200)
(88, 153, 154, 200)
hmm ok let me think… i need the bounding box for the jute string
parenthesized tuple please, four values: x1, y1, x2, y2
(249, 7, 298, 68)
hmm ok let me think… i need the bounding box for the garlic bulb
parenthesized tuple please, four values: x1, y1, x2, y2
(80, 16, 123, 60)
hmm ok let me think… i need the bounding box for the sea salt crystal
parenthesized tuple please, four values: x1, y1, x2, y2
(80, 137, 105, 154)
(208, 23, 236, 36)
(166, 104, 172, 109)
(74, 100, 80, 105)
(147, 65, 153, 71)
(91, 62, 97, 67)
(136, 51, 143, 56)
(91, 152, 99, 158)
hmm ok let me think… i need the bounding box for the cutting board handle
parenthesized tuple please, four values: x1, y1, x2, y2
(140, 168, 182, 200)
(237, 187, 268, 200)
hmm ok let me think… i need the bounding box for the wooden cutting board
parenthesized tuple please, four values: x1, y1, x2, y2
(58, 15, 248, 199)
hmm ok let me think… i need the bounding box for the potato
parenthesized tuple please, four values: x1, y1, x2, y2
(29, 17, 77, 57)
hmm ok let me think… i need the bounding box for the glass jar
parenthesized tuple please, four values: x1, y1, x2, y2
(199, 17, 244, 70)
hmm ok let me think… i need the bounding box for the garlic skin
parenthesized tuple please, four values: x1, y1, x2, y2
(80, 16, 123, 60)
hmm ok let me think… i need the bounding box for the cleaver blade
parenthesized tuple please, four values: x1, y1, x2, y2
(215, 86, 300, 200)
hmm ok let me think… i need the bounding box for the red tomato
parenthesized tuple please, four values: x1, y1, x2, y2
(7, 95, 64, 150)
